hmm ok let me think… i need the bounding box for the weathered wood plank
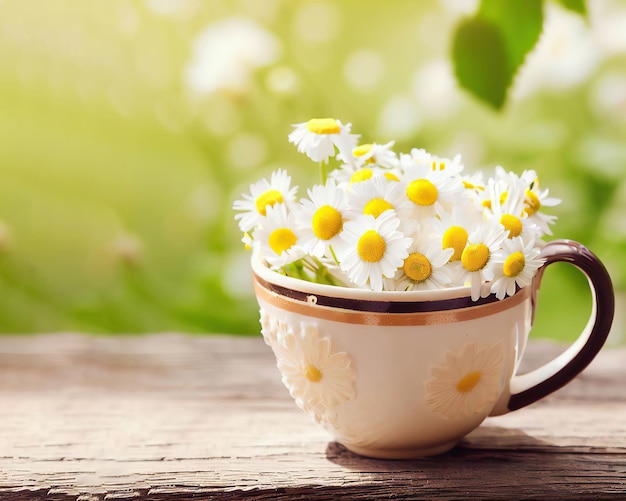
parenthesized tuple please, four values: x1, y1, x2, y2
(0, 334, 625, 500)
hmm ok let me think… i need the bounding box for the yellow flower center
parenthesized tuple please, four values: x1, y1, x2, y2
(301, 364, 322, 383)
(384, 172, 400, 182)
(463, 180, 485, 191)
(431, 160, 446, 171)
(524, 190, 541, 216)
(268, 228, 297, 255)
(357, 230, 386, 262)
(306, 118, 340, 135)
(256, 189, 283, 216)
(456, 371, 482, 393)
(403, 253, 432, 282)
(353, 144, 375, 165)
(442, 226, 469, 262)
(363, 198, 394, 218)
(350, 168, 373, 184)
(503, 251, 526, 277)
(461, 243, 490, 272)
(500, 214, 523, 238)
(353, 144, 373, 157)
(312, 205, 343, 241)
(483, 192, 508, 210)
(406, 179, 438, 206)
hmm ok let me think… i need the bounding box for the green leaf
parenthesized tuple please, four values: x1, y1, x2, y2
(452, 0, 544, 109)
(478, 0, 543, 76)
(452, 18, 510, 109)
(555, 0, 586, 16)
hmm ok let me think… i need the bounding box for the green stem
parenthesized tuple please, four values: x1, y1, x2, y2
(328, 245, 340, 266)
(319, 161, 327, 184)
(312, 257, 340, 287)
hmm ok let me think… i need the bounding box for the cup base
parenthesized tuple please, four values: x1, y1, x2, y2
(341, 439, 458, 459)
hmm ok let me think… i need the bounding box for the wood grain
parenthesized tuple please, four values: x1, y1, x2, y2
(0, 334, 625, 500)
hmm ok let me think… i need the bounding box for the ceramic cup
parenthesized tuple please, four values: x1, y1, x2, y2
(252, 239, 614, 459)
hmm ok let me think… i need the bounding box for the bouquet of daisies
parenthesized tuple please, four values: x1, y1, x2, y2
(233, 118, 560, 301)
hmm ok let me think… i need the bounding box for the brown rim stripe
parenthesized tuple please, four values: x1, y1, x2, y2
(253, 275, 531, 326)
(253, 273, 510, 313)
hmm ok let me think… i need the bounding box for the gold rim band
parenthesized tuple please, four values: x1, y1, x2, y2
(253, 276, 531, 326)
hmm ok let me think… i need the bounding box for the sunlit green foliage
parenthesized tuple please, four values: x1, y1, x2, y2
(0, 0, 624, 342)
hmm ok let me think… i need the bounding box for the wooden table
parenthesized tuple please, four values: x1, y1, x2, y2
(0, 334, 625, 500)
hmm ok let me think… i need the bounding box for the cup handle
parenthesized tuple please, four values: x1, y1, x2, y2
(494, 239, 615, 415)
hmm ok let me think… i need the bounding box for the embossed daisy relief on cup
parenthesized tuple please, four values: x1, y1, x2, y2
(425, 341, 504, 420)
(260, 309, 357, 425)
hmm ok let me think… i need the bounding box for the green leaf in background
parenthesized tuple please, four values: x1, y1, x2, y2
(452, 0, 544, 109)
(452, 18, 510, 109)
(555, 0, 586, 16)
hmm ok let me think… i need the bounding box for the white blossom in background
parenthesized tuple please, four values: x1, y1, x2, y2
(437, 0, 478, 16)
(590, 73, 626, 123)
(185, 17, 281, 95)
(145, 0, 198, 16)
(293, 2, 340, 44)
(512, 3, 600, 99)
(265, 66, 299, 95)
(590, 0, 626, 56)
(343, 50, 385, 92)
(377, 96, 422, 140)
(227, 132, 268, 171)
(412, 59, 460, 119)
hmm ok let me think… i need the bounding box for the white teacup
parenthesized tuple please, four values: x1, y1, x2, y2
(252, 239, 614, 459)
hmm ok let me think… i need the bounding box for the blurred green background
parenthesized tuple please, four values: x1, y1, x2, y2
(0, 0, 624, 343)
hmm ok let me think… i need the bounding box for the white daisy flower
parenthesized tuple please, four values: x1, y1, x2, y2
(431, 203, 482, 263)
(233, 169, 297, 232)
(255, 204, 305, 269)
(399, 148, 464, 175)
(398, 148, 432, 173)
(461, 170, 486, 205)
(351, 141, 399, 169)
(400, 150, 463, 220)
(488, 237, 546, 300)
(296, 179, 348, 258)
(386, 235, 454, 291)
(273, 322, 357, 424)
(328, 165, 367, 187)
(459, 221, 507, 301)
(288, 118, 360, 164)
(471, 166, 512, 213)
(429, 153, 465, 176)
(345, 175, 412, 223)
(341, 165, 402, 186)
(337, 211, 412, 291)
(405, 171, 463, 219)
(485, 172, 542, 242)
(241, 231, 254, 251)
(522, 171, 561, 236)
(426, 341, 504, 419)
